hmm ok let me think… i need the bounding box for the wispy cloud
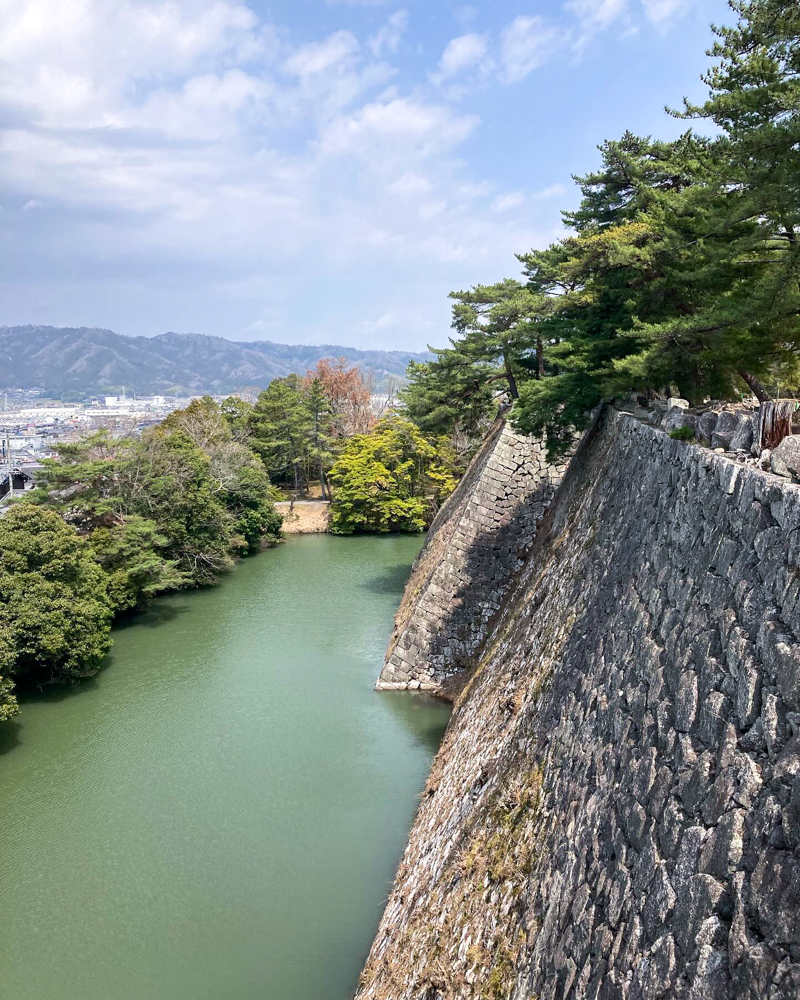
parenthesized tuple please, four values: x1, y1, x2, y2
(492, 192, 525, 212)
(498, 16, 562, 84)
(431, 15, 564, 90)
(531, 183, 567, 201)
(565, 0, 630, 51)
(431, 33, 489, 84)
(641, 0, 690, 27)
(368, 10, 409, 58)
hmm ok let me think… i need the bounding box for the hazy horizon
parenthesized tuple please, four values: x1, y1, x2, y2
(0, 323, 433, 353)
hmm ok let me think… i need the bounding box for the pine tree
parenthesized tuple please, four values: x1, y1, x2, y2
(305, 376, 335, 499)
(449, 280, 544, 400)
(248, 376, 313, 493)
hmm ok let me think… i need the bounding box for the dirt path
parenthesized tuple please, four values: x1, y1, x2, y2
(275, 500, 331, 534)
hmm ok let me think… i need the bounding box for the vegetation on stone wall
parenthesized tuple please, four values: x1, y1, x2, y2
(402, 0, 800, 458)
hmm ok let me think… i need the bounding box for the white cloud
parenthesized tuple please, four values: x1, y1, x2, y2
(492, 192, 525, 212)
(566, 0, 628, 31)
(319, 98, 479, 159)
(368, 11, 409, 58)
(0, 0, 264, 129)
(498, 16, 561, 84)
(284, 31, 359, 78)
(565, 0, 629, 50)
(132, 69, 271, 141)
(387, 173, 434, 198)
(431, 33, 489, 83)
(22, 200, 45, 211)
(641, 0, 689, 26)
(531, 183, 567, 200)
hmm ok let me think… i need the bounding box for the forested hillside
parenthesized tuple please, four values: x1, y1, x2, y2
(0, 326, 429, 395)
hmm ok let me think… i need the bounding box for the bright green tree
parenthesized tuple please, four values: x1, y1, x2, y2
(329, 416, 455, 535)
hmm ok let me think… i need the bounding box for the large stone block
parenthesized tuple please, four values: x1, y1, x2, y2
(771, 434, 800, 480)
(712, 411, 744, 450)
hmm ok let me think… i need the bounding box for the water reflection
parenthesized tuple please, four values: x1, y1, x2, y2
(379, 690, 451, 756)
(360, 561, 417, 596)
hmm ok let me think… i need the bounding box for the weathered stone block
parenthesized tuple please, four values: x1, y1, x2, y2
(771, 435, 800, 480)
(712, 411, 743, 450)
(729, 416, 755, 453)
(697, 411, 719, 444)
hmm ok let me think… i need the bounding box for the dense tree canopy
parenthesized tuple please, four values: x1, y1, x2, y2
(401, 353, 495, 440)
(163, 397, 282, 555)
(0, 397, 286, 723)
(329, 416, 456, 535)
(35, 397, 283, 596)
(246, 362, 376, 495)
(248, 375, 313, 491)
(0, 506, 113, 694)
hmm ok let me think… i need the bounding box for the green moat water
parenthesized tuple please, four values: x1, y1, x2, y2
(0, 534, 450, 1000)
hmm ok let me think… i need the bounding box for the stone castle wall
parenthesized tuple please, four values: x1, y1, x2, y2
(377, 417, 569, 695)
(358, 408, 800, 1000)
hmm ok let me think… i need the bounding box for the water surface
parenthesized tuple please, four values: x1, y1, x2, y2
(0, 534, 449, 1000)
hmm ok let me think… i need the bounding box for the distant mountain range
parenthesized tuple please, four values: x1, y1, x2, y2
(0, 326, 431, 396)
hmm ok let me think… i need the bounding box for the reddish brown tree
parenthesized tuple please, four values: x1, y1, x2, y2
(305, 358, 375, 438)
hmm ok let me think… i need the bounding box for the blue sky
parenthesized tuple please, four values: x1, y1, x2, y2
(0, 0, 731, 350)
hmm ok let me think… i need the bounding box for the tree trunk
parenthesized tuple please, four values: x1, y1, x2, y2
(503, 352, 519, 400)
(738, 370, 771, 403)
(536, 337, 544, 379)
(319, 458, 328, 500)
(756, 400, 796, 451)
